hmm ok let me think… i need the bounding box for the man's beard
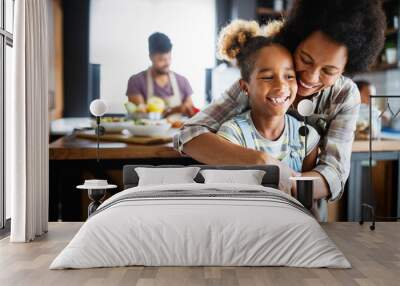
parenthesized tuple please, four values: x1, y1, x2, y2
(154, 67, 169, 75)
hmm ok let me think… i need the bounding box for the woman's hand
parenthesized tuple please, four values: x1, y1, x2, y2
(288, 146, 331, 200)
(290, 171, 330, 200)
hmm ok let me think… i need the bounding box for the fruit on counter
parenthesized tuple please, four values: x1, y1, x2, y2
(124, 102, 147, 114)
(137, 104, 148, 113)
(167, 118, 184, 129)
(192, 106, 200, 114)
(147, 97, 165, 113)
(124, 98, 165, 114)
(124, 102, 137, 114)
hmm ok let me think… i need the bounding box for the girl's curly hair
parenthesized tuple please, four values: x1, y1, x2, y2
(217, 19, 285, 81)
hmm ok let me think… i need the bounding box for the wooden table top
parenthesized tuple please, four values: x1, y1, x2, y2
(49, 134, 182, 160)
(352, 139, 400, 153)
(49, 134, 400, 160)
(1, 222, 399, 285)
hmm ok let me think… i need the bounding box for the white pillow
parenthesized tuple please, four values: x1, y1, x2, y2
(135, 167, 201, 186)
(200, 169, 266, 185)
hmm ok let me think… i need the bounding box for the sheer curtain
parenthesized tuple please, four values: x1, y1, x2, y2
(8, 0, 49, 242)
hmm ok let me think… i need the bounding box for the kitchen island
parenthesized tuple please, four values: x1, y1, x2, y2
(49, 134, 400, 222)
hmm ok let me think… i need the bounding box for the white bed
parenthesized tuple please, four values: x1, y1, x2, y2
(50, 182, 350, 269)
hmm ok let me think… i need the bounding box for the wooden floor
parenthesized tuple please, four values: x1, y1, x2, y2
(0, 222, 399, 286)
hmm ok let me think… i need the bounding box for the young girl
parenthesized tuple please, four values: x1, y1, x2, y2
(216, 20, 320, 173)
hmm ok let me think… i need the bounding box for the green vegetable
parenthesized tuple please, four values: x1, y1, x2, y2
(134, 119, 146, 125)
(124, 102, 137, 114)
(385, 41, 396, 49)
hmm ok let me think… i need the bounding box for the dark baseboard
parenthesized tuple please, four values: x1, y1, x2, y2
(0, 218, 11, 239)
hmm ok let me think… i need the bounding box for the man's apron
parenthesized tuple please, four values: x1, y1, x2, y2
(146, 68, 182, 108)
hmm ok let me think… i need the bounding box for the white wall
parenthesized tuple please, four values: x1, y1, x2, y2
(90, 0, 216, 113)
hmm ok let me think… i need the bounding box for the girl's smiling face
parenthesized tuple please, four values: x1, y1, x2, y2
(240, 44, 298, 117)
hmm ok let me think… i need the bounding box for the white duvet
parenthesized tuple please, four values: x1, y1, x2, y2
(50, 183, 350, 269)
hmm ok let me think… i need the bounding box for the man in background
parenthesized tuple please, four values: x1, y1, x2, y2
(126, 32, 196, 117)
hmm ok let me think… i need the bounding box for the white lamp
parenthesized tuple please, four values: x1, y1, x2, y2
(76, 99, 114, 218)
(89, 99, 107, 162)
(90, 99, 108, 117)
(297, 99, 314, 117)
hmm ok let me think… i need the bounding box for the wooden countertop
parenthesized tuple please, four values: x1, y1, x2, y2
(352, 139, 400, 153)
(49, 134, 181, 160)
(50, 134, 400, 160)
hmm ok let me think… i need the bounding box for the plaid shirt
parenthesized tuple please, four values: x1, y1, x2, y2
(174, 75, 361, 201)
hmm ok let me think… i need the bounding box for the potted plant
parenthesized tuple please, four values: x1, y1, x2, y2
(385, 41, 397, 64)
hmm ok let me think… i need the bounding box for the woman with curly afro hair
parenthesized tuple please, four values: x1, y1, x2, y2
(215, 20, 320, 176)
(175, 0, 386, 203)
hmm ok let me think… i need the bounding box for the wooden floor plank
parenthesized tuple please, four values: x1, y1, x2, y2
(0, 222, 399, 286)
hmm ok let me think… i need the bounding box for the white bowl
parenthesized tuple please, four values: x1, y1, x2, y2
(126, 123, 171, 137)
(91, 121, 133, 133)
